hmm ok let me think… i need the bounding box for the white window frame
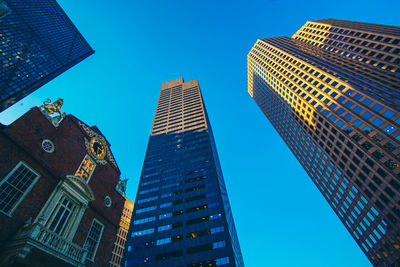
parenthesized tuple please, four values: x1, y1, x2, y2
(36, 175, 94, 241)
(84, 218, 105, 261)
(44, 194, 80, 237)
(0, 161, 40, 216)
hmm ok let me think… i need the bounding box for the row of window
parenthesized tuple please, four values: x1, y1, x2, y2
(260, 35, 399, 106)
(153, 110, 204, 128)
(158, 86, 198, 99)
(268, 85, 391, 248)
(293, 29, 400, 73)
(305, 22, 400, 44)
(138, 181, 217, 197)
(144, 138, 210, 161)
(156, 234, 225, 247)
(251, 38, 400, 167)
(152, 116, 205, 132)
(144, 142, 210, 162)
(155, 202, 220, 219)
(251, 75, 390, 256)
(154, 103, 202, 124)
(156, 92, 200, 108)
(140, 173, 207, 190)
(152, 119, 205, 134)
(155, 95, 201, 113)
(254, 38, 393, 112)
(153, 104, 203, 123)
(127, 255, 229, 266)
(131, 213, 223, 237)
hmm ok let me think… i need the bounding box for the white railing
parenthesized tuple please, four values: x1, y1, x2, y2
(17, 219, 87, 266)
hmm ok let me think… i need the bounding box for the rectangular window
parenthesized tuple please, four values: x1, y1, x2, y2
(136, 205, 157, 214)
(84, 219, 104, 261)
(139, 187, 159, 195)
(75, 155, 96, 182)
(156, 237, 171, 246)
(159, 213, 172, 220)
(216, 257, 230, 265)
(134, 216, 156, 225)
(161, 192, 172, 198)
(213, 240, 226, 249)
(137, 196, 158, 204)
(209, 213, 222, 220)
(160, 202, 172, 208)
(211, 226, 224, 234)
(0, 162, 40, 215)
(158, 224, 172, 232)
(46, 195, 77, 236)
(132, 228, 154, 237)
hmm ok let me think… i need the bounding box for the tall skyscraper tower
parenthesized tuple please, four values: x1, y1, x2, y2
(124, 78, 244, 266)
(0, 0, 94, 112)
(248, 19, 400, 266)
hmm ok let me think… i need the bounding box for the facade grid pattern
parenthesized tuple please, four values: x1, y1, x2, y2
(110, 198, 134, 267)
(248, 19, 400, 266)
(0, 0, 94, 112)
(292, 19, 400, 73)
(124, 78, 244, 267)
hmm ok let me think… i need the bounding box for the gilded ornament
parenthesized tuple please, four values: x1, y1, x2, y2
(40, 98, 66, 118)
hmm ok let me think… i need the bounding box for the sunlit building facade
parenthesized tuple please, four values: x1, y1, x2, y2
(248, 19, 400, 266)
(110, 197, 134, 267)
(124, 78, 244, 266)
(0, 0, 94, 112)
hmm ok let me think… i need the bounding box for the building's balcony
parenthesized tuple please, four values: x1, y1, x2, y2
(0, 219, 87, 267)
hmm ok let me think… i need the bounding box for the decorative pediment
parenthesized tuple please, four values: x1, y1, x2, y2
(84, 137, 107, 165)
(61, 175, 95, 204)
(77, 121, 118, 169)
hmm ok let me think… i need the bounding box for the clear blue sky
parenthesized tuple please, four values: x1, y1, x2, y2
(1, 0, 400, 266)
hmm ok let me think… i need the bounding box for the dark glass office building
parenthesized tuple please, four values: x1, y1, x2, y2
(248, 19, 400, 265)
(124, 78, 244, 267)
(0, 0, 94, 112)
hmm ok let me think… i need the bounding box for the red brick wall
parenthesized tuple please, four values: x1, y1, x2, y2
(0, 133, 57, 243)
(0, 107, 125, 266)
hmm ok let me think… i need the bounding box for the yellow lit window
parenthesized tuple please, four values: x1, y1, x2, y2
(75, 155, 96, 181)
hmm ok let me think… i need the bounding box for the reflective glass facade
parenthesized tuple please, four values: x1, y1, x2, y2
(124, 78, 244, 267)
(0, 0, 94, 112)
(248, 19, 400, 266)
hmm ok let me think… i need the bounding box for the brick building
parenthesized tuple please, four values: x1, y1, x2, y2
(0, 105, 125, 266)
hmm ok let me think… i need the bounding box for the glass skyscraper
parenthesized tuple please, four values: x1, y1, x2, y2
(248, 19, 400, 266)
(124, 78, 244, 267)
(0, 0, 94, 112)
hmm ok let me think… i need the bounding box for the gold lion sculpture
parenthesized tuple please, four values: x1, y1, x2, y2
(40, 98, 66, 118)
